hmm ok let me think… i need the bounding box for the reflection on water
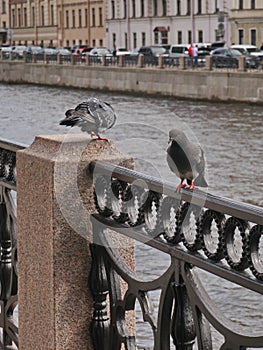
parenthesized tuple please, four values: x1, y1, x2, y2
(0, 83, 262, 348)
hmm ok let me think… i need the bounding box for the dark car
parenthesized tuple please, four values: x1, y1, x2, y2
(211, 47, 259, 69)
(138, 45, 167, 65)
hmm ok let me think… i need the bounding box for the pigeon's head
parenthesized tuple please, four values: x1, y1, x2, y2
(168, 129, 187, 144)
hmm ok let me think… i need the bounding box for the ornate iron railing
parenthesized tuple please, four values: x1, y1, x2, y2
(89, 160, 263, 350)
(0, 139, 25, 349)
(1, 50, 262, 71)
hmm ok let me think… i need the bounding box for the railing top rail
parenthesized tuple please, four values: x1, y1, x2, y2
(89, 160, 263, 225)
(0, 138, 27, 152)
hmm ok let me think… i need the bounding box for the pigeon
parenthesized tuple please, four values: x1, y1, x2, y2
(166, 129, 208, 192)
(59, 97, 117, 140)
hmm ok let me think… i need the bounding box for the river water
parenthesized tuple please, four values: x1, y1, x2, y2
(0, 83, 262, 348)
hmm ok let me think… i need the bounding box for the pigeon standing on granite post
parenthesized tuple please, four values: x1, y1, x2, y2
(166, 129, 208, 192)
(59, 97, 117, 140)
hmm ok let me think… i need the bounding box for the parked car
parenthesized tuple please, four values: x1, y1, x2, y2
(25, 45, 42, 55)
(169, 44, 189, 57)
(0, 45, 12, 59)
(88, 47, 113, 63)
(137, 45, 167, 65)
(70, 44, 89, 53)
(231, 44, 263, 63)
(138, 45, 167, 57)
(116, 47, 130, 56)
(210, 47, 259, 69)
(55, 47, 71, 56)
(11, 45, 27, 59)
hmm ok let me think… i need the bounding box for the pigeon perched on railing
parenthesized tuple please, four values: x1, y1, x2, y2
(167, 129, 208, 192)
(59, 97, 117, 140)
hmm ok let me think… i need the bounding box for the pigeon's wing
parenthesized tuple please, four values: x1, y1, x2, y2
(60, 107, 97, 132)
(188, 144, 208, 187)
(87, 99, 117, 132)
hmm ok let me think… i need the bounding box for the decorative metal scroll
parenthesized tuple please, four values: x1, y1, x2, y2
(89, 160, 263, 350)
(0, 140, 25, 349)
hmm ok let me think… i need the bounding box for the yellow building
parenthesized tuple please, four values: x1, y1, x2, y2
(5, 0, 105, 48)
(231, 0, 263, 47)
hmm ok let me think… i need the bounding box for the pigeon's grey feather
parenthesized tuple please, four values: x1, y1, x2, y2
(60, 97, 116, 137)
(167, 129, 208, 190)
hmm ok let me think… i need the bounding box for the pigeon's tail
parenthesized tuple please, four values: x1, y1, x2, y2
(194, 173, 208, 187)
(59, 109, 80, 127)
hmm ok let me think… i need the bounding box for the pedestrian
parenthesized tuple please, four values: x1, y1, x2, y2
(193, 44, 198, 67)
(188, 43, 193, 66)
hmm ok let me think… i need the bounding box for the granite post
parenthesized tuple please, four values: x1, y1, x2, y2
(17, 134, 134, 350)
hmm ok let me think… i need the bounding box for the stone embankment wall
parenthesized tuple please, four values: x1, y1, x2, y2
(1, 61, 263, 103)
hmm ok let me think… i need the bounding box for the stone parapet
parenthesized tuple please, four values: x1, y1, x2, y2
(16, 134, 134, 349)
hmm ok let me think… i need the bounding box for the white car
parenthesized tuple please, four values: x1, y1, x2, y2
(231, 44, 263, 57)
(116, 48, 130, 56)
(88, 47, 113, 63)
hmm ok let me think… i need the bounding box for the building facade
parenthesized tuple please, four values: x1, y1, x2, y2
(1, 0, 263, 49)
(1, 0, 106, 47)
(105, 0, 233, 51)
(231, 0, 263, 47)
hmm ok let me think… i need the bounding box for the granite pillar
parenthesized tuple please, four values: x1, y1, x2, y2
(17, 134, 134, 350)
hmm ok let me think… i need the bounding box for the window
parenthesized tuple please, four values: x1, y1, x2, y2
(162, 0, 166, 16)
(197, 0, 202, 14)
(154, 31, 158, 44)
(251, 29, 256, 45)
(133, 32, 137, 48)
(2, 0, 6, 14)
(32, 6, 35, 26)
(142, 32, 146, 45)
(112, 33, 116, 47)
(251, 0, 255, 9)
(99, 7, 102, 26)
(198, 30, 203, 42)
(79, 9, 82, 28)
(123, 0, 127, 18)
(177, 0, 181, 15)
(177, 31, 182, 44)
(239, 0, 243, 10)
(41, 5, 44, 26)
(72, 10, 75, 28)
(132, 0, 136, 17)
(51, 5, 54, 25)
(24, 8, 27, 26)
(92, 8, 95, 26)
(85, 9, 88, 27)
(99, 39, 103, 46)
(125, 33, 128, 48)
(186, 0, 190, 15)
(18, 8, 21, 27)
(238, 29, 244, 44)
(153, 0, 157, 16)
(188, 30, 192, 44)
(111, 1, 115, 18)
(141, 0, 144, 17)
(66, 10, 69, 28)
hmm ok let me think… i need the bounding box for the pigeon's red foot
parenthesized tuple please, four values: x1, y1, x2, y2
(96, 134, 108, 141)
(185, 181, 196, 190)
(91, 133, 108, 141)
(176, 182, 187, 192)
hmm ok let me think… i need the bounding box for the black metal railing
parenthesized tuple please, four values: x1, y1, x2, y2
(1, 50, 262, 71)
(89, 160, 263, 350)
(0, 139, 25, 349)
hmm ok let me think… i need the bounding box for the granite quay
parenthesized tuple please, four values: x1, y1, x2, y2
(0, 134, 262, 349)
(1, 53, 263, 103)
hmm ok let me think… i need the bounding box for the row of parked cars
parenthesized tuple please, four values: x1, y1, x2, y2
(127, 43, 263, 68)
(1, 42, 263, 68)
